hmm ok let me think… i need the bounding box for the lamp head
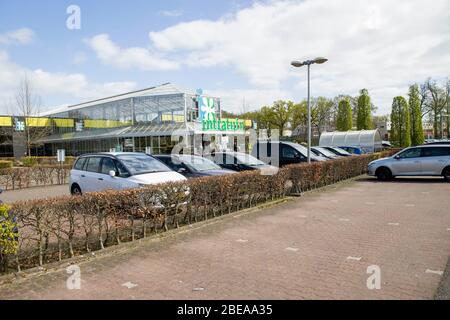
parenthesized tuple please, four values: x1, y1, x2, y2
(313, 57, 328, 64)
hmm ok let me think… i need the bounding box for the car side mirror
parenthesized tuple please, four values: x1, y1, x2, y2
(109, 170, 116, 177)
(178, 167, 187, 173)
(394, 155, 400, 160)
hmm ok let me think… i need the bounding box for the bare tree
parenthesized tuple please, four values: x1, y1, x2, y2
(10, 74, 49, 156)
(424, 78, 450, 138)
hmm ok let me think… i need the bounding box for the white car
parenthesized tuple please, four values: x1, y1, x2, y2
(69, 152, 187, 195)
(368, 145, 450, 181)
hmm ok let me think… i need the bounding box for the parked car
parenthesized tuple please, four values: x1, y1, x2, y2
(251, 141, 328, 167)
(311, 147, 342, 159)
(154, 154, 235, 178)
(424, 140, 450, 145)
(339, 146, 365, 155)
(321, 146, 353, 157)
(367, 145, 450, 181)
(70, 152, 187, 195)
(208, 151, 278, 174)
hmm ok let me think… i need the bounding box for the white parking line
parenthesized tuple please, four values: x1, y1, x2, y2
(298, 215, 307, 218)
(388, 222, 400, 226)
(236, 239, 248, 243)
(405, 204, 416, 207)
(425, 269, 443, 276)
(346, 256, 362, 261)
(285, 247, 299, 252)
(339, 218, 350, 222)
(193, 287, 205, 292)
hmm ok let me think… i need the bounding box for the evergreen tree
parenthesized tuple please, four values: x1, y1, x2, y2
(390, 96, 411, 147)
(408, 84, 424, 145)
(336, 99, 352, 131)
(356, 89, 373, 130)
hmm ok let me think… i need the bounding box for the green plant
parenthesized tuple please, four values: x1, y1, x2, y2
(0, 204, 18, 256)
(0, 160, 13, 169)
(408, 84, 425, 146)
(336, 99, 353, 131)
(391, 96, 411, 147)
(21, 157, 38, 167)
(356, 89, 373, 130)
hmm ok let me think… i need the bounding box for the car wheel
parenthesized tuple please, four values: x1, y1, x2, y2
(71, 184, 82, 196)
(443, 167, 450, 182)
(376, 167, 392, 181)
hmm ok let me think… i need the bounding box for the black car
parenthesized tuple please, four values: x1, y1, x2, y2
(208, 151, 278, 173)
(251, 141, 327, 167)
(154, 154, 235, 178)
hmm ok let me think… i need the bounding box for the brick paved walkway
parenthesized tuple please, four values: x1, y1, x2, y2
(0, 176, 449, 299)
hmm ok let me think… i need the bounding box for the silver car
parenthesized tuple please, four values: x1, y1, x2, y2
(368, 145, 450, 181)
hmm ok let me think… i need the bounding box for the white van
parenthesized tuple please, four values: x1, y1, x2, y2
(69, 152, 187, 195)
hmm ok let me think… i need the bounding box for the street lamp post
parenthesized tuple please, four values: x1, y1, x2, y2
(291, 57, 328, 163)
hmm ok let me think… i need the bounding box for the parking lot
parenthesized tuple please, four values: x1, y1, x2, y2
(0, 175, 449, 299)
(1, 184, 69, 204)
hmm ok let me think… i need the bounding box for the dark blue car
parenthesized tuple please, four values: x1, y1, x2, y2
(339, 146, 364, 155)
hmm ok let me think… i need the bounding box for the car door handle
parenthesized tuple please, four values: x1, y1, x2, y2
(98, 178, 104, 181)
(81, 175, 85, 178)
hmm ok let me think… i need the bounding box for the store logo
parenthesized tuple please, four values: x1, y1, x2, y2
(75, 121, 83, 132)
(202, 118, 245, 132)
(199, 96, 216, 122)
(14, 120, 25, 132)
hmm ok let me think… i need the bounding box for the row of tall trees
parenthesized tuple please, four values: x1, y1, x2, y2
(223, 89, 376, 138)
(390, 79, 450, 147)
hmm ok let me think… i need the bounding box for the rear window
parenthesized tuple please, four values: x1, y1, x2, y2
(74, 157, 87, 170)
(422, 147, 450, 157)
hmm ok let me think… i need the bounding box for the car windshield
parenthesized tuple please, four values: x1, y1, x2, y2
(290, 143, 324, 160)
(315, 147, 337, 158)
(116, 154, 170, 175)
(234, 153, 266, 166)
(331, 147, 352, 155)
(179, 155, 222, 172)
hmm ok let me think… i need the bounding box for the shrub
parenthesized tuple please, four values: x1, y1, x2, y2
(0, 165, 71, 190)
(1, 151, 396, 273)
(21, 157, 38, 167)
(0, 161, 13, 170)
(0, 204, 18, 272)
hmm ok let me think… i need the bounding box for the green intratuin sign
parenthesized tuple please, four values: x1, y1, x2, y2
(202, 117, 245, 132)
(198, 95, 245, 132)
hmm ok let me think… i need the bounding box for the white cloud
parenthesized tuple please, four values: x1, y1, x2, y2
(0, 49, 137, 113)
(0, 28, 35, 45)
(72, 51, 88, 64)
(147, 0, 450, 114)
(207, 88, 292, 113)
(85, 34, 179, 71)
(158, 10, 183, 17)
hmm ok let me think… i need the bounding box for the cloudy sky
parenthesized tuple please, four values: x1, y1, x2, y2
(0, 0, 449, 115)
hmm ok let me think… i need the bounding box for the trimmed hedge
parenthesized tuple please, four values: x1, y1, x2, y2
(0, 161, 13, 170)
(0, 165, 71, 190)
(20, 156, 76, 167)
(0, 151, 394, 274)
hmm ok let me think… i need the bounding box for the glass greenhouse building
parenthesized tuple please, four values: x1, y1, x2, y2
(319, 130, 383, 153)
(0, 83, 252, 158)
